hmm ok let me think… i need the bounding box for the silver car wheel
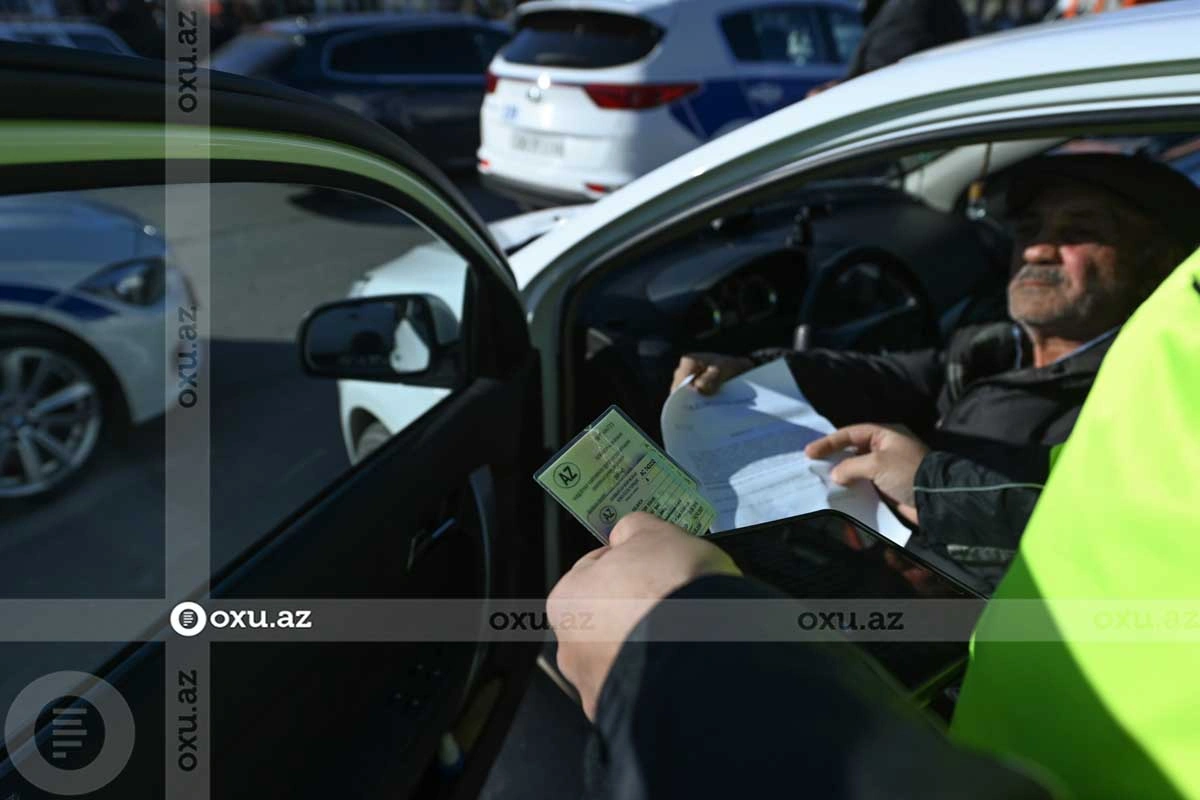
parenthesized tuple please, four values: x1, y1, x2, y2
(0, 347, 103, 498)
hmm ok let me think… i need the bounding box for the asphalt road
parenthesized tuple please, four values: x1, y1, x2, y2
(0, 176, 519, 599)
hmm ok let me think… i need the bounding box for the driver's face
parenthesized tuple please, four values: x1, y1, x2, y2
(1006, 181, 1146, 341)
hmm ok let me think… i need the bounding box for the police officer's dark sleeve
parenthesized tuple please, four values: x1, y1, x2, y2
(585, 575, 1051, 800)
(770, 348, 945, 436)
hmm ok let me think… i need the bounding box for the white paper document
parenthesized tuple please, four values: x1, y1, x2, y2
(661, 359, 911, 546)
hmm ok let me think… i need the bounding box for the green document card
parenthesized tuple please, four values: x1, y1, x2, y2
(535, 406, 717, 544)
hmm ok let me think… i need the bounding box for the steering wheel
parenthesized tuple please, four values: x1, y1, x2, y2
(797, 246, 940, 352)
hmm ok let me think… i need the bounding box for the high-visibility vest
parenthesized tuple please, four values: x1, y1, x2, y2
(951, 249, 1200, 799)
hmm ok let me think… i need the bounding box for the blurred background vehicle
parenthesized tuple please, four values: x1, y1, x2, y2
(336, 204, 581, 462)
(477, 0, 865, 206)
(0, 17, 135, 53)
(210, 12, 510, 170)
(0, 194, 195, 499)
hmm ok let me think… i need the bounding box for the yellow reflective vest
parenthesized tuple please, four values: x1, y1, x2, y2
(951, 249, 1200, 798)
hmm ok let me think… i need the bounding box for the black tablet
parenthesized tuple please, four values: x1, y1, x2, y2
(708, 510, 986, 696)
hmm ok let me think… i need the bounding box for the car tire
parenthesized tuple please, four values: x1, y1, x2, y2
(0, 326, 113, 500)
(354, 420, 391, 464)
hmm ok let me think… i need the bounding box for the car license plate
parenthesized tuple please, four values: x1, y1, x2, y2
(511, 131, 565, 159)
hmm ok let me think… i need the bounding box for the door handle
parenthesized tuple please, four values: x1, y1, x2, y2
(407, 517, 457, 572)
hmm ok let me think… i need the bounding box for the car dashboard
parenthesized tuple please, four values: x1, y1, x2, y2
(571, 181, 1010, 436)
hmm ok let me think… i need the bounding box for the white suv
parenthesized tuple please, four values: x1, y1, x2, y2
(478, 0, 862, 207)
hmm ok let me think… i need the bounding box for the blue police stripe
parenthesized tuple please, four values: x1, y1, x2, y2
(0, 284, 116, 321)
(0, 284, 57, 306)
(669, 76, 833, 140)
(55, 295, 117, 321)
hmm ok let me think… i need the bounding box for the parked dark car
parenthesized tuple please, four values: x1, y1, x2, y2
(210, 13, 511, 170)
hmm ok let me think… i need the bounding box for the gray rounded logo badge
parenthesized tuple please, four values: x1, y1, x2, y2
(4, 671, 136, 795)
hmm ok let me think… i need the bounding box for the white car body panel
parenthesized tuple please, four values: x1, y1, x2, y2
(489, 205, 587, 252)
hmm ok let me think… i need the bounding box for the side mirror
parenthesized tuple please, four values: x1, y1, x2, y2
(298, 294, 461, 387)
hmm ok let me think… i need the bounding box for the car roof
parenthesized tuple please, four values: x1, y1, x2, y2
(260, 12, 508, 35)
(509, 0, 1200, 288)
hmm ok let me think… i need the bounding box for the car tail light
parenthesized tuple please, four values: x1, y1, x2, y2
(485, 71, 498, 94)
(582, 82, 699, 110)
(584, 183, 612, 194)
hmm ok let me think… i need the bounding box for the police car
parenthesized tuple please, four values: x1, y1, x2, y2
(477, 0, 863, 206)
(0, 196, 195, 498)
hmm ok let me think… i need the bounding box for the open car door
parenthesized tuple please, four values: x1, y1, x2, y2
(0, 46, 543, 799)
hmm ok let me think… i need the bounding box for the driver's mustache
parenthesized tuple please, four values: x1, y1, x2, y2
(1013, 264, 1065, 284)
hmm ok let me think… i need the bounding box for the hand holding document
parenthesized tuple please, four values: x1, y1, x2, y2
(661, 359, 911, 546)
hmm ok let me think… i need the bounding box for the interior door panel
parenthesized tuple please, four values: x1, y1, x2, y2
(208, 367, 544, 798)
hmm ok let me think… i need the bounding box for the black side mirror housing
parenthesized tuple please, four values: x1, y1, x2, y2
(297, 294, 461, 388)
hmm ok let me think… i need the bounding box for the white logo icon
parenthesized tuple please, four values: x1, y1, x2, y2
(170, 602, 207, 637)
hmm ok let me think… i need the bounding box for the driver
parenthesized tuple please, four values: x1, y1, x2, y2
(670, 153, 1200, 583)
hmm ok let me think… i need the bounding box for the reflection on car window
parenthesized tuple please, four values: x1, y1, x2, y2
(0, 183, 467, 597)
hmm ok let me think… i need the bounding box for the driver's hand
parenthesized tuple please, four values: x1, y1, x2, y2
(671, 352, 755, 394)
(547, 513, 740, 720)
(805, 424, 929, 525)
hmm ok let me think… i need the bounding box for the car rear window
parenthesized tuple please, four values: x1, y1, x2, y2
(210, 32, 297, 77)
(503, 10, 663, 68)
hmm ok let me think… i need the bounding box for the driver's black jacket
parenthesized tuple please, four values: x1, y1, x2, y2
(761, 322, 1115, 572)
(584, 574, 1051, 800)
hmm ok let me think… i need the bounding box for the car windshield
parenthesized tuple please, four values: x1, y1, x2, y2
(503, 10, 663, 69)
